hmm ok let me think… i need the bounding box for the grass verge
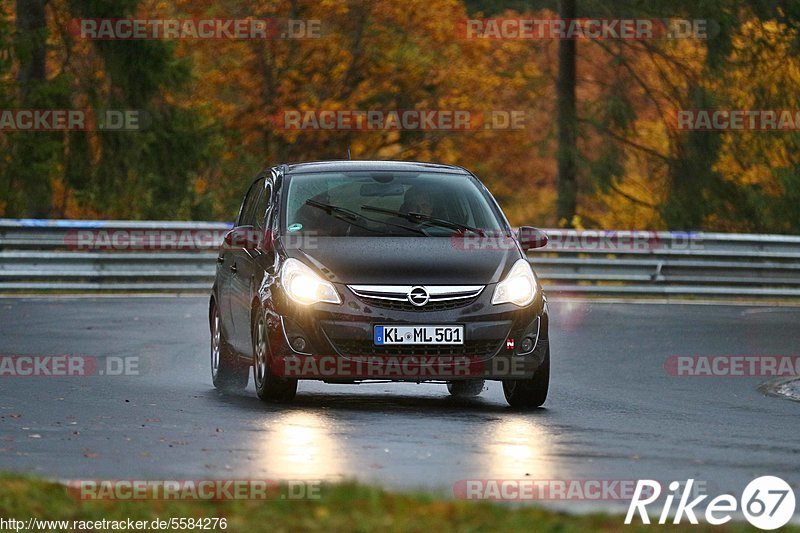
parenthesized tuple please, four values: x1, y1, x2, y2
(0, 474, 792, 532)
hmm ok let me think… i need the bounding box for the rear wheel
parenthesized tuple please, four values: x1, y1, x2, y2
(502, 347, 549, 408)
(211, 303, 248, 391)
(447, 379, 485, 397)
(253, 313, 297, 403)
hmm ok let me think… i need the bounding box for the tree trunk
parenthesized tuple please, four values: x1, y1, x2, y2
(13, 0, 51, 218)
(16, 0, 47, 102)
(556, 0, 577, 226)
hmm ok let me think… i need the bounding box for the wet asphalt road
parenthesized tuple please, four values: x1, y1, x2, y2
(0, 296, 798, 511)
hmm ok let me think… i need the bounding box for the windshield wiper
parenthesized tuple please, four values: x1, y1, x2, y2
(361, 205, 485, 236)
(306, 199, 363, 221)
(305, 200, 425, 235)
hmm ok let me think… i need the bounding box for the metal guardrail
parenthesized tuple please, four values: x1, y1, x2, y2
(1, 219, 800, 298)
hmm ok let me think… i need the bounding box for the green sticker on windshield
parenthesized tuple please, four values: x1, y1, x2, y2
(288, 223, 303, 232)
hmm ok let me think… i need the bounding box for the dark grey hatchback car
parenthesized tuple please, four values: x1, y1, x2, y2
(210, 160, 551, 407)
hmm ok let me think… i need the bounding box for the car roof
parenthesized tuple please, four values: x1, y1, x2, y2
(282, 160, 471, 175)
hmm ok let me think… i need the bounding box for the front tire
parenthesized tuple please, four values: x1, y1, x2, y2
(502, 347, 549, 408)
(447, 379, 485, 397)
(211, 303, 248, 392)
(253, 313, 297, 403)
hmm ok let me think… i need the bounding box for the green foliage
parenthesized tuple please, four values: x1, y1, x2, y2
(0, 474, 788, 532)
(0, 0, 217, 219)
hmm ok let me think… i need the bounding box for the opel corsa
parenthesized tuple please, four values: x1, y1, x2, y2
(209, 161, 551, 407)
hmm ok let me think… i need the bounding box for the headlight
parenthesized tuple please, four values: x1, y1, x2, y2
(491, 259, 538, 307)
(280, 258, 341, 305)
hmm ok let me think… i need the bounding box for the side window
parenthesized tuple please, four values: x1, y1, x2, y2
(237, 178, 265, 227)
(253, 182, 272, 231)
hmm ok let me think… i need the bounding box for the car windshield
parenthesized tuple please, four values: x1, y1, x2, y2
(283, 170, 506, 237)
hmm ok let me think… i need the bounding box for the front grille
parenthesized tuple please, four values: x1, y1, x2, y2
(329, 338, 503, 358)
(348, 285, 484, 312)
(357, 297, 477, 312)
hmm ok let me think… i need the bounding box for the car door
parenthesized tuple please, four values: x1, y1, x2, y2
(217, 179, 256, 350)
(229, 177, 272, 354)
(226, 177, 264, 354)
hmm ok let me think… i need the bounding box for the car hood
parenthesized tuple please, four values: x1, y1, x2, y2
(282, 237, 521, 285)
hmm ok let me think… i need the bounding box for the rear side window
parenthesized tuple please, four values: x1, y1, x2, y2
(237, 178, 265, 227)
(254, 182, 272, 231)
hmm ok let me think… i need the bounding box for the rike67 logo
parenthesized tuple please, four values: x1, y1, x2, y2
(626, 477, 796, 530)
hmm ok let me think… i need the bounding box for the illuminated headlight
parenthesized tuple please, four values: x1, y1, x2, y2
(491, 259, 538, 307)
(280, 258, 341, 305)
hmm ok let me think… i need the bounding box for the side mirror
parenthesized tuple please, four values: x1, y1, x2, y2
(223, 226, 267, 251)
(518, 226, 548, 251)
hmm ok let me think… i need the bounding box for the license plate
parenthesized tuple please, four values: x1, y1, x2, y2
(374, 325, 464, 345)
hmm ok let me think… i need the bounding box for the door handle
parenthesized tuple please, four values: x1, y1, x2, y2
(217, 256, 224, 264)
(230, 263, 238, 274)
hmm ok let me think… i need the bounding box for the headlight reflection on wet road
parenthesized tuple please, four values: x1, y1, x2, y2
(483, 416, 556, 479)
(257, 411, 345, 480)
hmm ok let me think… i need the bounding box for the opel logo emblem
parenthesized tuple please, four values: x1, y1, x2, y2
(407, 286, 430, 307)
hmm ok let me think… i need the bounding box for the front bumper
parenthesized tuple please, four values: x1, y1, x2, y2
(264, 282, 549, 381)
